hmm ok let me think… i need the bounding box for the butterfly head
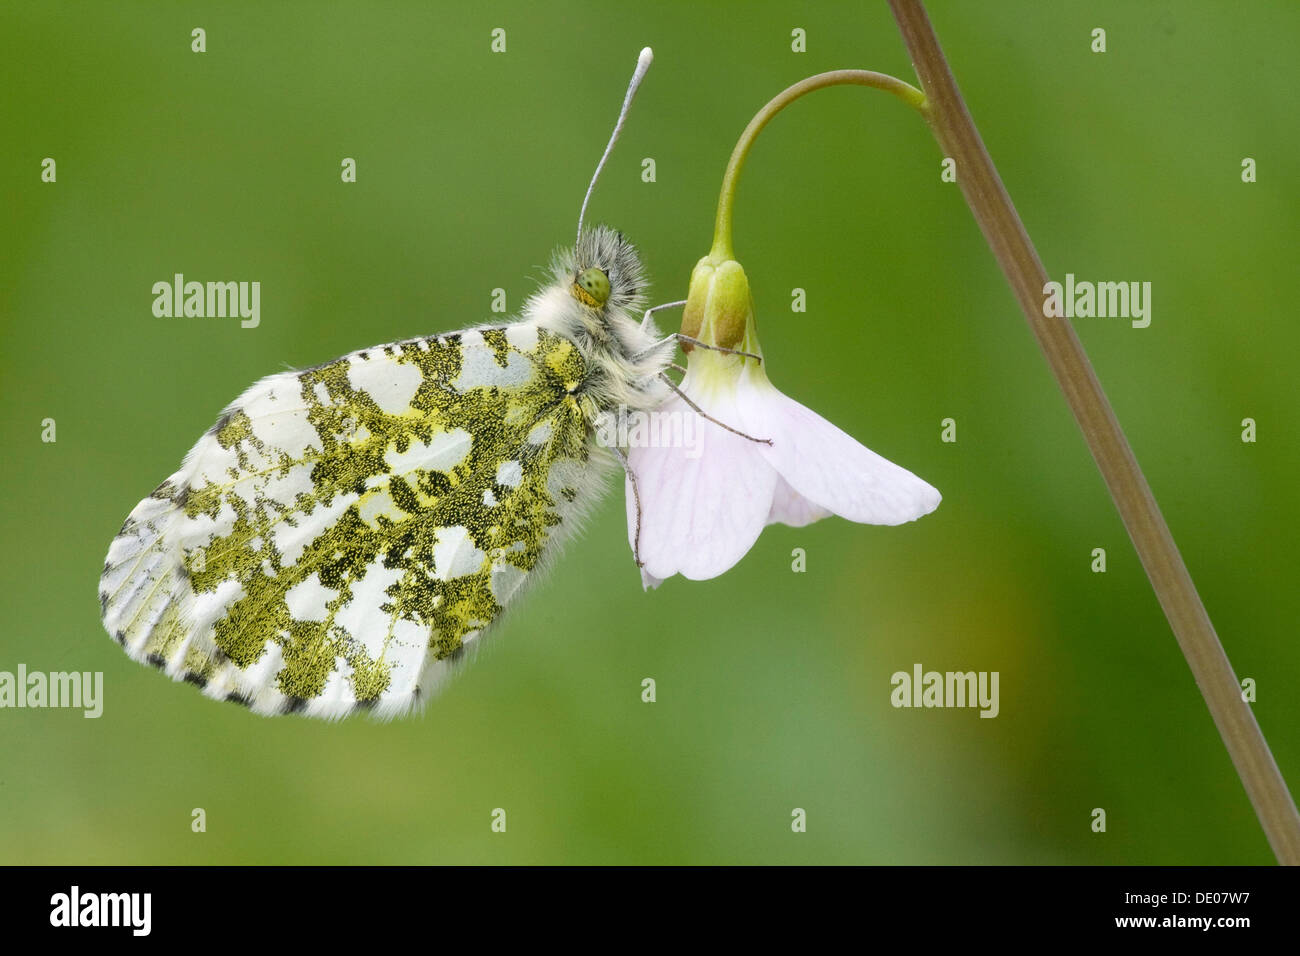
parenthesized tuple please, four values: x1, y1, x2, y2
(573, 267, 610, 308)
(562, 224, 646, 317)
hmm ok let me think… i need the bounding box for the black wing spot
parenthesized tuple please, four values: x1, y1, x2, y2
(482, 328, 511, 368)
(207, 409, 235, 437)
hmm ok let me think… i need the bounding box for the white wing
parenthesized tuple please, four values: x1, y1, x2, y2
(100, 324, 611, 719)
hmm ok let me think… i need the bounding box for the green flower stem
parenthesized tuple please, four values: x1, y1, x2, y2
(710, 70, 926, 261)
(888, 0, 1300, 863)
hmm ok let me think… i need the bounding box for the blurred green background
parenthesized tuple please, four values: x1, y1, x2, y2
(2, 1, 1296, 864)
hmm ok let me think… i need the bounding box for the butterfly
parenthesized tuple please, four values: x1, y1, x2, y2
(98, 49, 677, 719)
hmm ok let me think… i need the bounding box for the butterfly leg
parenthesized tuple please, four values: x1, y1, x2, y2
(614, 446, 645, 566)
(639, 299, 687, 333)
(673, 334, 762, 363)
(657, 373, 772, 445)
(631, 299, 763, 364)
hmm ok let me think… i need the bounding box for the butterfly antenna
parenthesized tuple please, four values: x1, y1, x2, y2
(576, 46, 654, 250)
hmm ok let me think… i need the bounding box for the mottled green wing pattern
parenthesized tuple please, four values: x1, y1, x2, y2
(100, 323, 609, 719)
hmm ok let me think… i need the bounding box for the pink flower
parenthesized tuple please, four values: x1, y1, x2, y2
(626, 256, 940, 588)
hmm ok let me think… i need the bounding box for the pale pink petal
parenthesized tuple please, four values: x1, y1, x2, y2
(767, 474, 833, 528)
(639, 566, 665, 591)
(736, 368, 941, 525)
(625, 392, 778, 583)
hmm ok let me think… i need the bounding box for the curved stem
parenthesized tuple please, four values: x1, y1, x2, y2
(710, 70, 926, 261)
(889, 0, 1300, 864)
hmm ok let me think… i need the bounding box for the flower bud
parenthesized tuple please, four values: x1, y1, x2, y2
(680, 255, 759, 357)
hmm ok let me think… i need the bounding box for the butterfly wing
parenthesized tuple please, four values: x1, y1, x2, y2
(100, 324, 609, 719)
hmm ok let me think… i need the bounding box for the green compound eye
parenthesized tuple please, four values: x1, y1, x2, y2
(573, 267, 611, 307)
